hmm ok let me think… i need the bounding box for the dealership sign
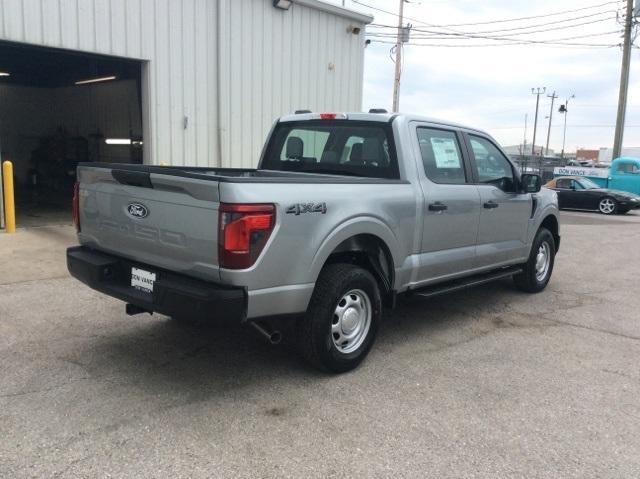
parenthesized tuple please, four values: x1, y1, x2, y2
(553, 166, 609, 178)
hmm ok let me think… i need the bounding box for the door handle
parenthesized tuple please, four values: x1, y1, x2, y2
(483, 201, 499, 209)
(428, 202, 448, 212)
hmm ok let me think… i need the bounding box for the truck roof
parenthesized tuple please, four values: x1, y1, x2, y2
(278, 112, 490, 136)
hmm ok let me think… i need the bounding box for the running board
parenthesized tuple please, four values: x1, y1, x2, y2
(410, 266, 523, 299)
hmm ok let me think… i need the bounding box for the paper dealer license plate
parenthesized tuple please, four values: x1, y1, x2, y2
(131, 267, 156, 293)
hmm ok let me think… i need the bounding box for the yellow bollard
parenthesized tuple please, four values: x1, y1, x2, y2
(2, 161, 16, 233)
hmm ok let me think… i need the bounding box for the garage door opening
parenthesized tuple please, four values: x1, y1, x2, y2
(0, 42, 143, 228)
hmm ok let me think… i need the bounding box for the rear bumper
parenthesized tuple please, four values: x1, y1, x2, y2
(67, 246, 246, 322)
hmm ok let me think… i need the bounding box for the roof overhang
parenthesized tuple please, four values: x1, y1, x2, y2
(293, 0, 374, 24)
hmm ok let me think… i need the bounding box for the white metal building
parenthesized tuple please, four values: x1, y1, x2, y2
(0, 0, 371, 225)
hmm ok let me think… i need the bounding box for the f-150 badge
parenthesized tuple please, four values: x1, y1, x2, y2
(286, 202, 327, 215)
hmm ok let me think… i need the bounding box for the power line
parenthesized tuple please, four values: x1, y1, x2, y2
(351, 0, 623, 31)
(367, 14, 618, 38)
(367, 39, 619, 48)
(490, 125, 640, 129)
(366, 30, 623, 46)
(427, 1, 623, 27)
(367, 10, 617, 36)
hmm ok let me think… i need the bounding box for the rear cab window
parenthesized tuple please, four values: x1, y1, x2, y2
(262, 120, 399, 179)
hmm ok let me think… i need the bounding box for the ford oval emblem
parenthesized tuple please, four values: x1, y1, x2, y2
(127, 203, 149, 219)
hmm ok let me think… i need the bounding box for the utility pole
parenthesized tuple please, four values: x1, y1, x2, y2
(545, 91, 558, 156)
(531, 87, 546, 156)
(392, 0, 405, 112)
(559, 94, 575, 160)
(613, 0, 635, 159)
(522, 113, 528, 158)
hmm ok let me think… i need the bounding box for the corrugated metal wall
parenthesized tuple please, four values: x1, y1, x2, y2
(0, 0, 368, 168)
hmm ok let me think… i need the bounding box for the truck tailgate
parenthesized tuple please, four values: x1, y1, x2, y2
(77, 166, 221, 282)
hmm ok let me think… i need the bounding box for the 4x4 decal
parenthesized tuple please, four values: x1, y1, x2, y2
(286, 202, 327, 215)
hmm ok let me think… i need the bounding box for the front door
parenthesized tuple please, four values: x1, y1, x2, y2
(412, 124, 481, 283)
(554, 177, 580, 209)
(610, 160, 640, 195)
(466, 134, 531, 268)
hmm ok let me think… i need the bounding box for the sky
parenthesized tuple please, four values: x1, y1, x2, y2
(335, 0, 640, 153)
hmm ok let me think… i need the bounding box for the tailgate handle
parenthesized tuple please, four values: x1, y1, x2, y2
(112, 169, 154, 188)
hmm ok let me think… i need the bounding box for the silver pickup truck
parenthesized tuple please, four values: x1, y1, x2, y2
(67, 112, 560, 373)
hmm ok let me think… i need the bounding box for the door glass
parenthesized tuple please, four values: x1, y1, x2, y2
(616, 162, 640, 174)
(416, 127, 467, 184)
(470, 136, 516, 192)
(556, 179, 570, 189)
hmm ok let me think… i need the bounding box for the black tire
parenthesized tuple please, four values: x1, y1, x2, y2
(296, 263, 381, 373)
(513, 227, 556, 293)
(598, 196, 617, 215)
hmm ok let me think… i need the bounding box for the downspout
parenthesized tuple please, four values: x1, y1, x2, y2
(216, 0, 229, 168)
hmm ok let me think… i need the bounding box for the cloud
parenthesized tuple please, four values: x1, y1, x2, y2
(346, 0, 639, 152)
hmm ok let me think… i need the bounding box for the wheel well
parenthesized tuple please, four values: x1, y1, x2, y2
(324, 234, 395, 307)
(540, 215, 560, 251)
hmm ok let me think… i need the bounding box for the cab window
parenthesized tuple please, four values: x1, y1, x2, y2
(615, 162, 640, 174)
(469, 135, 516, 192)
(416, 127, 467, 184)
(264, 121, 399, 179)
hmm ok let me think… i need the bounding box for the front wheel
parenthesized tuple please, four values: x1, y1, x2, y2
(296, 263, 381, 373)
(514, 227, 556, 293)
(598, 197, 617, 215)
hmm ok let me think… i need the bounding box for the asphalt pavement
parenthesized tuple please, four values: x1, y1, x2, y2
(1, 211, 639, 478)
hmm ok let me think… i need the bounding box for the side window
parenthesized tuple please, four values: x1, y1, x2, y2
(416, 127, 466, 184)
(572, 180, 583, 189)
(555, 179, 569, 189)
(615, 162, 640, 174)
(469, 136, 515, 192)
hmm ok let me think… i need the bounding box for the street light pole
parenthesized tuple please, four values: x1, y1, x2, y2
(560, 95, 575, 160)
(531, 87, 546, 156)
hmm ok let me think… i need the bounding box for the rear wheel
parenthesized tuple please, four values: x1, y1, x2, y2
(296, 263, 381, 373)
(598, 197, 617, 215)
(514, 227, 555, 293)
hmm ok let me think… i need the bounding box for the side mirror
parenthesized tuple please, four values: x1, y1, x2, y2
(521, 173, 542, 193)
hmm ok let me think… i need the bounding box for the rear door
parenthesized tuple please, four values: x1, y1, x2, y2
(77, 166, 221, 282)
(465, 134, 531, 268)
(411, 123, 481, 283)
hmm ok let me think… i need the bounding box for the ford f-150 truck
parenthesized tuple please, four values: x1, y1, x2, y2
(67, 112, 560, 373)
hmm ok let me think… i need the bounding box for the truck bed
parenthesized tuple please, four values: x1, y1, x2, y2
(82, 163, 406, 185)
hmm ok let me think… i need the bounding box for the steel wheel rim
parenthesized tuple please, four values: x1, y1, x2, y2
(535, 241, 551, 282)
(599, 198, 615, 214)
(331, 289, 372, 354)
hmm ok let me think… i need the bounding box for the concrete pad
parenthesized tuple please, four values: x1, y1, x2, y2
(1, 211, 639, 478)
(0, 225, 76, 285)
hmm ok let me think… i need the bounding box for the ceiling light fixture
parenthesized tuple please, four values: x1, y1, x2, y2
(75, 75, 116, 85)
(105, 138, 132, 145)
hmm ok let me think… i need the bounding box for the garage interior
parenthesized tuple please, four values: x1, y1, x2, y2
(0, 42, 143, 227)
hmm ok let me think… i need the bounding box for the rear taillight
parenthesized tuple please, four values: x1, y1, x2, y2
(218, 203, 275, 269)
(72, 181, 81, 232)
